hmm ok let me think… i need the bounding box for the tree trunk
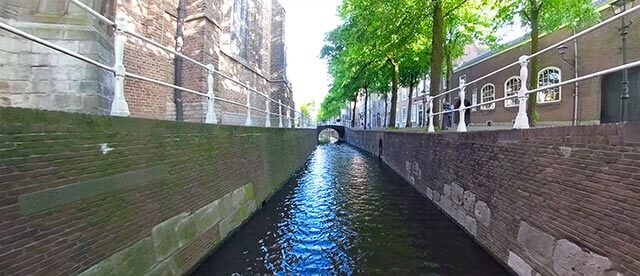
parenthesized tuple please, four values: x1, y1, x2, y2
(389, 58, 399, 127)
(445, 50, 453, 103)
(351, 99, 357, 128)
(364, 86, 369, 129)
(527, 8, 540, 126)
(406, 84, 414, 128)
(384, 93, 388, 127)
(429, 0, 444, 126)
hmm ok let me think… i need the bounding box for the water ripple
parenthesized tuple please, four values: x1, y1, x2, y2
(192, 144, 508, 275)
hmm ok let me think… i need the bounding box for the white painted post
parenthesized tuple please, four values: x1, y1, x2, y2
(110, 14, 130, 117)
(278, 100, 284, 128)
(265, 99, 271, 127)
(244, 82, 252, 126)
(287, 108, 292, 128)
(513, 55, 530, 129)
(427, 96, 435, 133)
(205, 64, 217, 124)
(457, 79, 467, 132)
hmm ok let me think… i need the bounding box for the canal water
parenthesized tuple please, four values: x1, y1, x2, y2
(192, 143, 509, 275)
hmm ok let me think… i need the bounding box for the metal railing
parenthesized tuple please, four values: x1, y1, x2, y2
(424, 4, 640, 133)
(0, 0, 316, 129)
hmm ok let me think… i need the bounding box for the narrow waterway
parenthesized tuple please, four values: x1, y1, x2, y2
(192, 143, 509, 275)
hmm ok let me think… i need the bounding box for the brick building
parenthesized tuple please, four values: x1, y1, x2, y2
(452, 5, 640, 127)
(0, 0, 294, 124)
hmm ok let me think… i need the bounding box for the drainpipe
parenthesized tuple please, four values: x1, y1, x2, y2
(173, 0, 187, 121)
(572, 34, 580, 126)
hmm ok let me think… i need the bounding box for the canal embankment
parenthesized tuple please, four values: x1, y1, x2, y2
(0, 107, 317, 275)
(344, 123, 640, 276)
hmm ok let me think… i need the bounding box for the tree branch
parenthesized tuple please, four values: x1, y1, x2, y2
(444, 0, 469, 18)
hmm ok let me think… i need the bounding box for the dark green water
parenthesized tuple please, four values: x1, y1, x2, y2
(192, 143, 509, 275)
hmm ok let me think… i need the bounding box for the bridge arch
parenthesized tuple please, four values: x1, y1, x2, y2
(316, 125, 345, 140)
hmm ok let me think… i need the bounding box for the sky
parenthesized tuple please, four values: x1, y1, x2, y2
(279, 0, 342, 112)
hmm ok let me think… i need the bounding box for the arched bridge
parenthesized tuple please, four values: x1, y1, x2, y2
(317, 125, 345, 140)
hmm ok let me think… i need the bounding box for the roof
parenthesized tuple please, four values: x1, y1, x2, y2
(454, 0, 615, 73)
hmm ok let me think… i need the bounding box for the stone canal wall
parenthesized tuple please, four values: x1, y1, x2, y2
(0, 107, 316, 275)
(344, 124, 640, 276)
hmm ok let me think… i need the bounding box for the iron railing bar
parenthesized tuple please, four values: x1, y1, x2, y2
(530, 4, 640, 59)
(431, 4, 640, 103)
(433, 58, 640, 116)
(125, 72, 208, 97)
(0, 21, 115, 73)
(68, 0, 115, 26)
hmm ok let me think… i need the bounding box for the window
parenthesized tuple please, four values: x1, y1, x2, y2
(504, 77, 521, 107)
(232, 0, 249, 60)
(537, 67, 561, 103)
(417, 103, 424, 126)
(401, 88, 407, 100)
(480, 84, 495, 110)
(411, 104, 417, 122)
(471, 89, 478, 111)
(401, 107, 407, 122)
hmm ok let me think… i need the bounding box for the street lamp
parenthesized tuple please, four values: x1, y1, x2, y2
(557, 44, 579, 125)
(610, 0, 635, 122)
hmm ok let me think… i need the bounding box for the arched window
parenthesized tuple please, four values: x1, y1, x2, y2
(504, 77, 521, 107)
(537, 67, 562, 103)
(480, 84, 496, 110)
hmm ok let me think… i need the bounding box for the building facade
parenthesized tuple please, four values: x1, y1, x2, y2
(452, 6, 640, 127)
(0, 0, 294, 124)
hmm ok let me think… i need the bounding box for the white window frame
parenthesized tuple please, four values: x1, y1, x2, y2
(537, 67, 562, 104)
(401, 107, 407, 122)
(504, 76, 521, 108)
(417, 103, 424, 125)
(471, 89, 478, 111)
(480, 83, 496, 110)
(411, 104, 417, 122)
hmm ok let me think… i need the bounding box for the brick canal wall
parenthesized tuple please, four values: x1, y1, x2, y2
(344, 124, 640, 276)
(0, 107, 316, 275)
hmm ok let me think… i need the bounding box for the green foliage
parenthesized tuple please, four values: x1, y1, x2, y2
(299, 101, 315, 118)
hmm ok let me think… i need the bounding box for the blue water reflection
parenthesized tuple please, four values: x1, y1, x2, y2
(191, 143, 508, 275)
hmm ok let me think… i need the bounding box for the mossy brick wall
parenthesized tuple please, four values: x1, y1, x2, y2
(0, 107, 316, 275)
(345, 124, 640, 275)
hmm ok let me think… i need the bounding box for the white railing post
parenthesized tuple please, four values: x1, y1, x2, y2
(244, 82, 252, 126)
(514, 55, 530, 129)
(110, 14, 130, 117)
(205, 64, 217, 124)
(457, 79, 467, 132)
(427, 96, 435, 133)
(287, 108, 292, 128)
(278, 100, 284, 128)
(265, 99, 271, 127)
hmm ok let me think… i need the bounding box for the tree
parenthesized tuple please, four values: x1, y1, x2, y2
(320, 0, 432, 128)
(300, 101, 315, 118)
(495, 0, 597, 126)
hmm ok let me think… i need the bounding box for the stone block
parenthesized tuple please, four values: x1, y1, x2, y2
(433, 190, 441, 203)
(517, 221, 555, 265)
(463, 190, 475, 212)
(508, 251, 536, 276)
(451, 183, 464, 205)
(78, 257, 115, 276)
(0, 65, 30, 80)
(245, 183, 255, 200)
(0, 81, 32, 94)
(474, 200, 491, 227)
(231, 184, 247, 207)
(439, 195, 453, 214)
(426, 187, 433, 200)
(453, 204, 466, 225)
(145, 258, 177, 276)
(111, 237, 157, 275)
(464, 215, 477, 236)
(176, 215, 197, 247)
(552, 239, 614, 276)
(219, 204, 250, 239)
(0, 36, 27, 52)
(443, 184, 452, 198)
(152, 213, 188, 261)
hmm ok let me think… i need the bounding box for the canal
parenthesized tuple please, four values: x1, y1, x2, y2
(192, 143, 509, 275)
